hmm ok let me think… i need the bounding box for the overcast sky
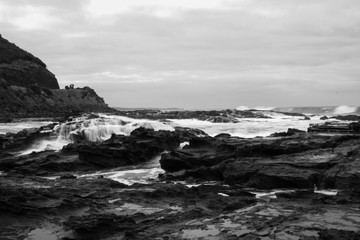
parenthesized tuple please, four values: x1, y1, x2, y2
(0, 0, 359, 109)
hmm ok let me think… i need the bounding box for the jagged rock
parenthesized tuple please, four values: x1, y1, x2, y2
(160, 134, 360, 189)
(318, 229, 360, 240)
(0, 124, 55, 150)
(308, 121, 360, 133)
(59, 174, 77, 179)
(269, 128, 306, 137)
(205, 116, 239, 123)
(76, 128, 183, 169)
(65, 214, 136, 239)
(116, 109, 272, 121)
(332, 115, 360, 121)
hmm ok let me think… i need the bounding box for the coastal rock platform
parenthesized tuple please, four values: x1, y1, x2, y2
(0, 123, 359, 239)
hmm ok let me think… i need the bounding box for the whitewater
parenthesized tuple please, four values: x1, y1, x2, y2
(5, 112, 329, 155)
(2, 105, 359, 156)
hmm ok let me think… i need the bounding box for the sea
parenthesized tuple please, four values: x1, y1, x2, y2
(1, 105, 358, 185)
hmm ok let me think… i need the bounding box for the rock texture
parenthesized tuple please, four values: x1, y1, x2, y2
(160, 131, 360, 191)
(0, 34, 59, 89)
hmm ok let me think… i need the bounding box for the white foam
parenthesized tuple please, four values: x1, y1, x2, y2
(18, 115, 175, 154)
(315, 189, 338, 196)
(77, 154, 163, 185)
(218, 193, 229, 197)
(169, 117, 322, 138)
(236, 105, 250, 111)
(250, 190, 296, 199)
(333, 105, 358, 115)
(179, 141, 189, 149)
(19, 138, 70, 156)
(236, 105, 274, 111)
(79, 167, 164, 185)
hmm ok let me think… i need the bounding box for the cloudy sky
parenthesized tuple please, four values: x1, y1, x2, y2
(0, 0, 359, 109)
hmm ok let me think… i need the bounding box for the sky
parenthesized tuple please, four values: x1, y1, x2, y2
(0, 0, 359, 109)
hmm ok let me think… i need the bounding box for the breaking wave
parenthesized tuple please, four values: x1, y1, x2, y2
(236, 105, 274, 111)
(332, 105, 358, 115)
(19, 115, 175, 155)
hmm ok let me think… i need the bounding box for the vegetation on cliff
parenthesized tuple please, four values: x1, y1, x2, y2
(0, 79, 113, 119)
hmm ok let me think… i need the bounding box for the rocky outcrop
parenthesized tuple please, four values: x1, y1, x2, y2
(332, 115, 360, 121)
(0, 34, 59, 89)
(308, 121, 360, 133)
(0, 127, 206, 175)
(116, 109, 274, 122)
(160, 133, 360, 190)
(0, 123, 55, 150)
(0, 80, 114, 119)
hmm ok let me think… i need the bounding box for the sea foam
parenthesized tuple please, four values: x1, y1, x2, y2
(333, 105, 358, 115)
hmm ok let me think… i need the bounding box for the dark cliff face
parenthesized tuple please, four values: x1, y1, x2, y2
(0, 34, 59, 89)
(0, 34, 115, 119)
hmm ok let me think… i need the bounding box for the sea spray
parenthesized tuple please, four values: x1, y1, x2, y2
(236, 105, 275, 111)
(19, 115, 175, 154)
(333, 105, 358, 115)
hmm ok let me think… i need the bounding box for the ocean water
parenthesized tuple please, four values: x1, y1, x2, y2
(0, 121, 54, 134)
(271, 105, 360, 115)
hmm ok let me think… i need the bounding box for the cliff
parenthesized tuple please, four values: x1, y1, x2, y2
(0, 34, 59, 89)
(0, 34, 114, 119)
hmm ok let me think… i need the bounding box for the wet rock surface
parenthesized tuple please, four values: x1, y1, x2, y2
(161, 133, 360, 190)
(0, 173, 359, 240)
(0, 123, 359, 239)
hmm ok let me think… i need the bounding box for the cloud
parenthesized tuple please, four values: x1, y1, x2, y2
(86, 0, 229, 18)
(0, 0, 360, 108)
(0, 2, 63, 30)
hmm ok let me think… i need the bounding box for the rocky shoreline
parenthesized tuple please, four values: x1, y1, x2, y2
(0, 115, 359, 239)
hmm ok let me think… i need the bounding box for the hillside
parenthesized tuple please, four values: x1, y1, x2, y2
(0, 34, 59, 89)
(0, 34, 114, 120)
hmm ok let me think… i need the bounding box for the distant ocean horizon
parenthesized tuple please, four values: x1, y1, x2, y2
(113, 105, 360, 116)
